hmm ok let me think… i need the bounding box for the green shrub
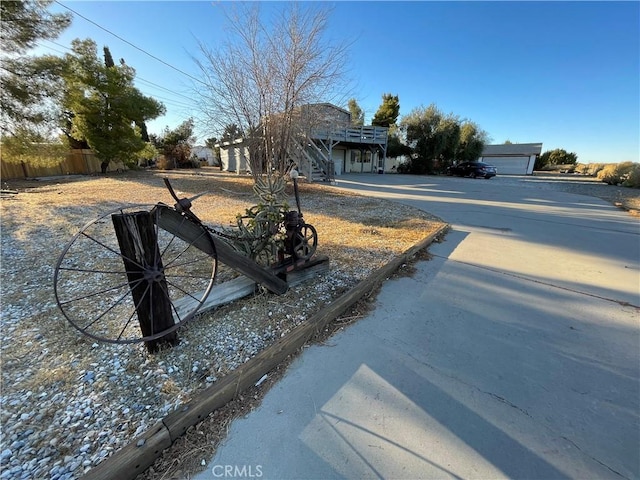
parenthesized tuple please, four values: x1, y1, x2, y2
(397, 161, 410, 174)
(187, 155, 204, 168)
(535, 148, 578, 170)
(400, 156, 434, 174)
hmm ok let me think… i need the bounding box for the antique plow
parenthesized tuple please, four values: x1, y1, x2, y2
(53, 173, 319, 351)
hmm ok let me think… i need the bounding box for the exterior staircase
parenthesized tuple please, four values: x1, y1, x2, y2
(287, 127, 335, 183)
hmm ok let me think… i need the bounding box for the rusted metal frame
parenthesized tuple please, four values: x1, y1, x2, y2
(153, 204, 288, 295)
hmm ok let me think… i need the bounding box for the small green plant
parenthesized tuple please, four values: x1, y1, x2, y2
(222, 174, 289, 265)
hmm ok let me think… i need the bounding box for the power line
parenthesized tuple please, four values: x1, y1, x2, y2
(54, 0, 206, 86)
(136, 77, 196, 103)
(147, 93, 197, 110)
(42, 39, 71, 51)
(137, 87, 198, 108)
(33, 42, 68, 56)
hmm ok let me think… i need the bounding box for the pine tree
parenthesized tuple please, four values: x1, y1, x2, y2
(371, 93, 400, 128)
(347, 98, 364, 126)
(62, 40, 165, 172)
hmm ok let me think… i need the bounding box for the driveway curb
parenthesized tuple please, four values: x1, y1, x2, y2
(82, 223, 450, 480)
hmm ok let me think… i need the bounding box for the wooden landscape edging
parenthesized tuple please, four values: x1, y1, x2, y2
(82, 223, 450, 480)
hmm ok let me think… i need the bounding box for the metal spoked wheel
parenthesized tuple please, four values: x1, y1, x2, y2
(292, 224, 318, 260)
(54, 204, 217, 344)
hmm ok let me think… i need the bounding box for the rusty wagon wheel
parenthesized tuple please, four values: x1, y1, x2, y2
(292, 224, 318, 260)
(53, 204, 217, 344)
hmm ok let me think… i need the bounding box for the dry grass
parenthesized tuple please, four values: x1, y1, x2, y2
(2, 170, 441, 312)
(2, 169, 437, 252)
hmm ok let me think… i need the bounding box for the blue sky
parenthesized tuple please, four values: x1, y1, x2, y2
(39, 1, 639, 164)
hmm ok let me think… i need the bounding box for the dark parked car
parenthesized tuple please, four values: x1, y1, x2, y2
(446, 161, 497, 179)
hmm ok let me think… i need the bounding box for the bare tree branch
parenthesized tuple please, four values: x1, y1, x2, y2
(192, 2, 352, 177)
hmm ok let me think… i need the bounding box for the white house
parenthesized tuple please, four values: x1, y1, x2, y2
(216, 103, 389, 181)
(191, 146, 217, 166)
(479, 143, 543, 175)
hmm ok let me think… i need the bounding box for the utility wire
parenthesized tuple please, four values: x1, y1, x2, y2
(54, 0, 206, 86)
(41, 39, 71, 51)
(33, 42, 68, 56)
(147, 93, 197, 110)
(135, 77, 196, 103)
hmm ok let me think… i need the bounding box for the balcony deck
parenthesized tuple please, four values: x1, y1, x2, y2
(310, 125, 388, 145)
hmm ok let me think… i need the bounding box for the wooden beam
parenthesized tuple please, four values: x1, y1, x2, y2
(81, 421, 171, 480)
(112, 212, 178, 353)
(154, 205, 288, 295)
(172, 256, 330, 318)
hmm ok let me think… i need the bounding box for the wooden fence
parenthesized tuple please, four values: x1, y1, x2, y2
(0, 149, 126, 180)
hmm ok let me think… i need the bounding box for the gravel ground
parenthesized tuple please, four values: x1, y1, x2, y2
(0, 169, 637, 480)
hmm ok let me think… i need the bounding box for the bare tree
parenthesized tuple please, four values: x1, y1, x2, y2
(194, 3, 351, 177)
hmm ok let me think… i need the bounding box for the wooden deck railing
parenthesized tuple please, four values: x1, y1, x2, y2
(311, 125, 388, 144)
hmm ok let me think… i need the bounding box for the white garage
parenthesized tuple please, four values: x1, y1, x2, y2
(479, 143, 542, 175)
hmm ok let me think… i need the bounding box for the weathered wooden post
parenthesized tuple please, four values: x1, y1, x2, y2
(112, 211, 178, 352)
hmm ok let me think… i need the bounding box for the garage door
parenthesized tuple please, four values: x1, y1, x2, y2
(483, 156, 529, 175)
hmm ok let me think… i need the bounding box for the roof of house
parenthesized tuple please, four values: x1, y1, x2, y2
(482, 143, 543, 156)
(302, 103, 351, 116)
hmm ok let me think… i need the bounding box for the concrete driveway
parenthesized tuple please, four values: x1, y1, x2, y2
(197, 174, 639, 480)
